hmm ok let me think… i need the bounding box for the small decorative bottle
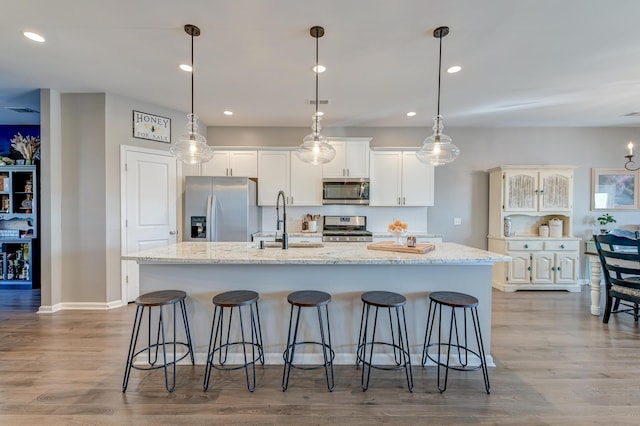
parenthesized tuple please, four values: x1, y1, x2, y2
(504, 217, 513, 237)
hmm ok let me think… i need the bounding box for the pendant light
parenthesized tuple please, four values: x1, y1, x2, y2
(417, 26, 460, 166)
(295, 26, 336, 165)
(169, 24, 213, 164)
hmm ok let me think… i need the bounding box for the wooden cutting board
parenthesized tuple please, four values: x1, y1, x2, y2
(367, 242, 435, 254)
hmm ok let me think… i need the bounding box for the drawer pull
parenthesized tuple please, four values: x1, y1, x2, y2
(560, 244, 565, 249)
(524, 244, 528, 249)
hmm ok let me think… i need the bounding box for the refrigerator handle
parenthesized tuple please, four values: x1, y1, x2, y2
(207, 194, 217, 241)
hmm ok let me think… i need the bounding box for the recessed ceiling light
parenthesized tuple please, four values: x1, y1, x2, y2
(223, 110, 233, 116)
(313, 65, 326, 73)
(447, 65, 461, 73)
(179, 64, 192, 72)
(24, 31, 45, 43)
(406, 111, 417, 117)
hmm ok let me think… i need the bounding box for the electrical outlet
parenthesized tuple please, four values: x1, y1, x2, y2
(453, 217, 462, 225)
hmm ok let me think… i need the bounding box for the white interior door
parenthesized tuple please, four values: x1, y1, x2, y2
(121, 146, 178, 302)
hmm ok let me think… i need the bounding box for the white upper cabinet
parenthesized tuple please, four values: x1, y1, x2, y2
(369, 151, 434, 206)
(257, 151, 290, 206)
(290, 154, 323, 206)
(322, 139, 371, 178)
(257, 150, 323, 206)
(202, 150, 257, 177)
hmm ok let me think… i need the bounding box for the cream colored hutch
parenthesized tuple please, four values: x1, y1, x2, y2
(487, 165, 581, 292)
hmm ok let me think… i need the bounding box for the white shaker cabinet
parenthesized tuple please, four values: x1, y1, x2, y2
(257, 150, 323, 206)
(290, 153, 323, 206)
(322, 138, 371, 178)
(258, 151, 290, 206)
(369, 151, 434, 206)
(203, 150, 257, 178)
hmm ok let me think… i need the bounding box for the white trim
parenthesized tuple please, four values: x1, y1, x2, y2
(119, 144, 177, 303)
(37, 301, 125, 313)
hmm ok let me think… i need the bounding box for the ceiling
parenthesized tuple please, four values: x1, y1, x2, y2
(2, 0, 640, 129)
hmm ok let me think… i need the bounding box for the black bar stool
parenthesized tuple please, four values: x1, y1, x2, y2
(282, 290, 335, 392)
(422, 291, 490, 394)
(357, 291, 413, 392)
(203, 290, 264, 392)
(122, 290, 195, 392)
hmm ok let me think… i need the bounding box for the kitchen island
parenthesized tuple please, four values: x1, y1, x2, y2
(124, 242, 509, 365)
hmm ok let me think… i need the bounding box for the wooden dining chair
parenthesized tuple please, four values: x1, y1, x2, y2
(593, 232, 640, 324)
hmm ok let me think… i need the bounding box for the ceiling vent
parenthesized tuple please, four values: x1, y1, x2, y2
(306, 99, 329, 105)
(4, 107, 39, 113)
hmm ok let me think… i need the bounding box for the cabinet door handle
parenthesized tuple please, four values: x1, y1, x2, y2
(560, 244, 565, 249)
(230, 168, 233, 176)
(397, 197, 401, 205)
(551, 266, 555, 271)
(402, 197, 406, 205)
(169, 230, 177, 235)
(524, 244, 528, 249)
(226, 168, 229, 176)
(527, 266, 531, 271)
(557, 266, 561, 271)
(343, 169, 346, 177)
(347, 169, 350, 177)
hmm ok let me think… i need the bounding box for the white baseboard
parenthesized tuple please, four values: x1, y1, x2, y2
(38, 300, 125, 313)
(164, 351, 496, 367)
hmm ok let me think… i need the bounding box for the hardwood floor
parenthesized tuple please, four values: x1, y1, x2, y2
(1, 287, 640, 425)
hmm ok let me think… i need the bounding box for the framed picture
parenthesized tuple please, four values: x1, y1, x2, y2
(591, 168, 639, 210)
(132, 110, 171, 143)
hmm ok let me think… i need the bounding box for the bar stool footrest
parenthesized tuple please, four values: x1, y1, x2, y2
(356, 342, 411, 371)
(424, 343, 484, 372)
(283, 341, 335, 371)
(130, 342, 193, 371)
(207, 341, 264, 371)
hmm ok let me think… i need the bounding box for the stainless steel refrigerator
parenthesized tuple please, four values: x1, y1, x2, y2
(184, 176, 261, 242)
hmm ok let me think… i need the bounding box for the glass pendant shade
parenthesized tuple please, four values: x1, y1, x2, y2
(170, 24, 211, 165)
(416, 115, 460, 166)
(296, 115, 336, 165)
(417, 25, 459, 167)
(296, 25, 335, 165)
(170, 113, 212, 164)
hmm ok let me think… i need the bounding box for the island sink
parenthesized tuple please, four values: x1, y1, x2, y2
(263, 242, 324, 248)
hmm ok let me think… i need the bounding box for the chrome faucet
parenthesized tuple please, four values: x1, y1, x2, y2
(276, 190, 288, 249)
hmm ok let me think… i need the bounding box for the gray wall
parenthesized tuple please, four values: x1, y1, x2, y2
(40, 91, 191, 307)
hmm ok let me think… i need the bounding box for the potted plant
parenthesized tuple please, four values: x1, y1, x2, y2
(596, 213, 616, 234)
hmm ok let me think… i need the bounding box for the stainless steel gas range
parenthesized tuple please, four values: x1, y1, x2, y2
(322, 215, 373, 242)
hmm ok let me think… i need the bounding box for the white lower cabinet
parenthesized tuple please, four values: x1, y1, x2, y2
(489, 237, 580, 292)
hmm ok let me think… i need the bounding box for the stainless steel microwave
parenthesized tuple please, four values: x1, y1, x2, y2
(322, 178, 370, 205)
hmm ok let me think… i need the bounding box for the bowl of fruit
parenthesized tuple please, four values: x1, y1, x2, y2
(388, 219, 408, 245)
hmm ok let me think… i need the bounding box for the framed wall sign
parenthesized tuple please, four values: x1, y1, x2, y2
(591, 168, 639, 210)
(132, 110, 171, 143)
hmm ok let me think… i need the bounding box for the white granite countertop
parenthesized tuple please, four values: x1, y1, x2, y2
(252, 232, 444, 239)
(124, 241, 509, 266)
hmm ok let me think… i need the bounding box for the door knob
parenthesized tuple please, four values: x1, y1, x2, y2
(169, 230, 177, 235)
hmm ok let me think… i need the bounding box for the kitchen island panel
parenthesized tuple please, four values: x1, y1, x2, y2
(138, 261, 495, 365)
